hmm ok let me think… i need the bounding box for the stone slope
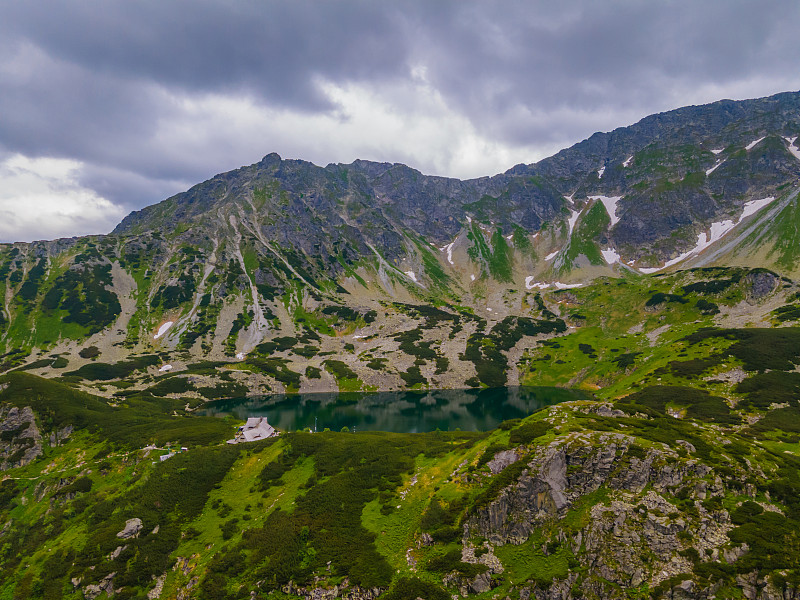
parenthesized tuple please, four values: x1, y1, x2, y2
(0, 91, 797, 390)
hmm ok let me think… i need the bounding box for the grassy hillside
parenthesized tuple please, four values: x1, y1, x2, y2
(3, 299, 800, 600)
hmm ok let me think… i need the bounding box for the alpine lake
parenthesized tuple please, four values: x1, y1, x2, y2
(199, 386, 589, 433)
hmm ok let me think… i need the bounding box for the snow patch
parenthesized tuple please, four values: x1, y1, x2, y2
(705, 160, 725, 176)
(470, 274, 476, 281)
(158, 364, 173, 372)
(525, 277, 550, 290)
(746, 137, 765, 151)
(784, 137, 800, 162)
(235, 352, 245, 360)
(441, 241, 455, 265)
(154, 321, 173, 339)
(506, 234, 513, 240)
(640, 198, 775, 274)
(486, 307, 492, 312)
(739, 196, 775, 222)
(404, 271, 417, 282)
(554, 282, 583, 289)
(353, 335, 365, 339)
(597, 166, 605, 178)
(623, 156, 633, 167)
(711, 148, 724, 155)
(545, 251, 559, 261)
(588, 195, 621, 227)
(706, 220, 736, 244)
(466, 215, 472, 223)
(567, 209, 580, 235)
(564, 193, 575, 205)
(601, 248, 621, 264)
(639, 217, 739, 273)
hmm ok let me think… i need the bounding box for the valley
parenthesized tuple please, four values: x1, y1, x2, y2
(1, 90, 800, 599)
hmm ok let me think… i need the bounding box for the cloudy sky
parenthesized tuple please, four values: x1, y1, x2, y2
(1, 0, 799, 242)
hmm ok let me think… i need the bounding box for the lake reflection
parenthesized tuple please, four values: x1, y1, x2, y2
(199, 387, 588, 433)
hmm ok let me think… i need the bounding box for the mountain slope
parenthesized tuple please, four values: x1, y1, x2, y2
(0, 91, 796, 393)
(3, 366, 800, 599)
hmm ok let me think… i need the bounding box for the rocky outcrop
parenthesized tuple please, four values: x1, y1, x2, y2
(84, 572, 115, 599)
(466, 433, 630, 544)
(116, 518, 143, 539)
(487, 449, 519, 474)
(147, 574, 166, 599)
(465, 432, 737, 598)
(0, 404, 42, 470)
(281, 579, 385, 600)
(49, 424, 73, 447)
(746, 269, 779, 301)
(735, 571, 800, 600)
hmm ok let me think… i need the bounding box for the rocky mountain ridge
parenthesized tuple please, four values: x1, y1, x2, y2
(0, 91, 797, 396)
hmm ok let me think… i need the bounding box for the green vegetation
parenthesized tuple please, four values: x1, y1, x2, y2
(324, 359, 369, 391)
(41, 264, 121, 336)
(66, 355, 160, 381)
(463, 316, 566, 387)
(465, 222, 514, 282)
(562, 201, 609, 268)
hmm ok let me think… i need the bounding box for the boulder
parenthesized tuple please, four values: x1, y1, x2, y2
(117, 518, 143, 539)
(84, 572, 115, 599)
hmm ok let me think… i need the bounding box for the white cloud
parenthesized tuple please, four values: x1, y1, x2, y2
(0, 154, 125, 242)
(151, 76, 550, 181)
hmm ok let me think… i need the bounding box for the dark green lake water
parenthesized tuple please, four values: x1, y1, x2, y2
(199, 386, 587, 433)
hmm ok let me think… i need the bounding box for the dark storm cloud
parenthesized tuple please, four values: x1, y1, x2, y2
(402, 0, 800, 145)
(1, 1, 410, 110)
(0, 0, 799, 240)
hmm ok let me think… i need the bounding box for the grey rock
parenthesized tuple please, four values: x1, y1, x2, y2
(746, 270, 778, 300)
(116, 518, 143, 539)
(49, 425, 73, 447)
(593, 405, 626, 418)
(281, 580, 384, 600)
(487, 450, 519, 474)
(464, 431, 745, 597)
(724, 543, 749, 563)
(470, 572, 493, 594)
(0, 405, 42, 471)
(83, 572, 115, 599)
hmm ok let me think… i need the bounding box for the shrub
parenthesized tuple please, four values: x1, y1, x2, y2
(509, 421, 549, 445)
(78, 346, 100, 359)
(383, 577, 450, 600)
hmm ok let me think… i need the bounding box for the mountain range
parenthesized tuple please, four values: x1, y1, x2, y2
(0, 90, 798, 397)
(2, 91, 800, 600)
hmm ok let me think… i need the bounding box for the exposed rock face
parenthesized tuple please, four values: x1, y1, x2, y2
(49, 425, 73, 447)
(116, 518, 143, 539)
(109, 91, 800, 285)
(147, 574, 166, 599)
(465, 433, 735, 598)
(487, 449, 519, 474)
(466, 434, 627, 545)
(0, 404, 42, 470)
(83, 572, 115, 599)
(746, 269, 779, 300)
